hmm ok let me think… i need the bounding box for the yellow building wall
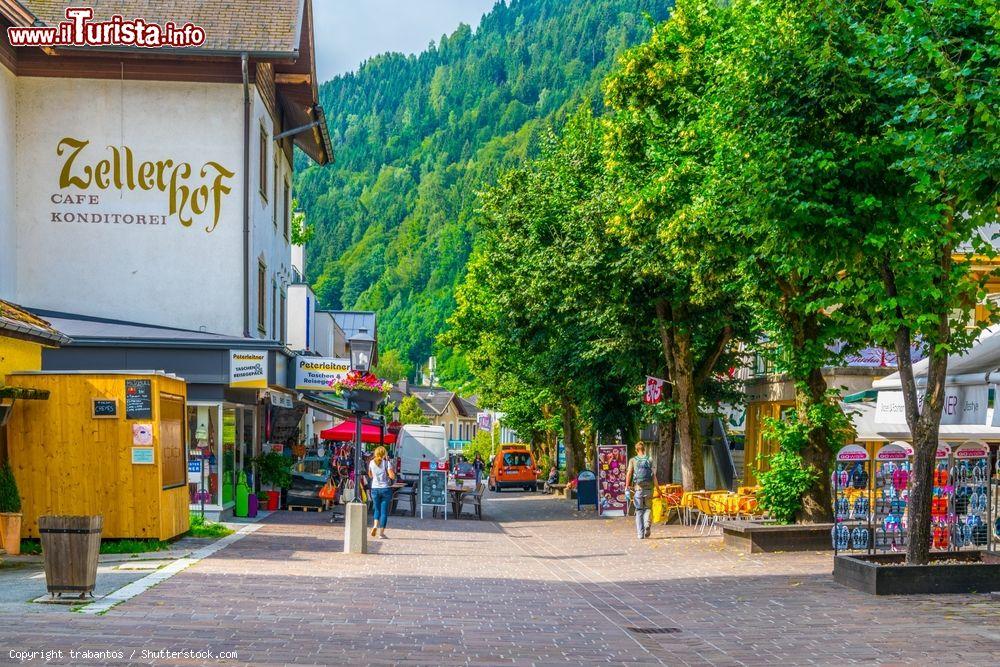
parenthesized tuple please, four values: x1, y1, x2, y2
(0, 337, 43, 377)
(744, 399, 885, 485)
(4, 373, 190, 541)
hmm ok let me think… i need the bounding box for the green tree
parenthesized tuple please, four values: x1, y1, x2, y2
(852, 0, 999, 563)
(398, 395, 430, 425)
(447, 109, 641, 478)
(297, 0, 671, 379)
(603, 0, 747, 491)
(373, 349, 410, 383)
(463, 428, 496, 464)
(705, 0, 912, 521)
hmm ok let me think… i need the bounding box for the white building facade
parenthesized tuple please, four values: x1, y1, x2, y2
(1, 0, 333, 519)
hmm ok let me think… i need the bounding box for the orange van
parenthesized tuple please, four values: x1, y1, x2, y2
(489, 446, 538, 492)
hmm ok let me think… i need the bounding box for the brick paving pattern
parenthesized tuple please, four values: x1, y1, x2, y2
(0, 492, 997, 665)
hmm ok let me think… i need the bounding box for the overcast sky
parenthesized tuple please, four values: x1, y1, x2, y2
(313, 0, 499, 82)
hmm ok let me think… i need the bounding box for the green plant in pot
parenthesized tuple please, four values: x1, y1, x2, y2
(254, 452, 292, 511)
(0, 462, 23, 555)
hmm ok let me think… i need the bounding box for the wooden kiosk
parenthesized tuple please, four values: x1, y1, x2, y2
(3, 371, 190, 540)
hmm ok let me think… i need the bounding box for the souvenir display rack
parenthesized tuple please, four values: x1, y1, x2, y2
(993, 449, 1000, 552)
(930, 443, 954, 551)
(872, 443, 911, 553)
(832, 441, 996, 555)
(832, 445, 872, 554)
(951, 443, 991, 551)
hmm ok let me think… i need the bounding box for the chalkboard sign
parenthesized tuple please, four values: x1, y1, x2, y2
(124, 379, 152, 420)
(92, 398, 118, 419)
(420, 468, 448, 516)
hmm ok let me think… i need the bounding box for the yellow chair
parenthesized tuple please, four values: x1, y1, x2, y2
(657, 490, 684, 525)
(694, 494, 728, 535)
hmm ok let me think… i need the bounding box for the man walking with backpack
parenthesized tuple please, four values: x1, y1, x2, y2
(625, 442, 659, 540)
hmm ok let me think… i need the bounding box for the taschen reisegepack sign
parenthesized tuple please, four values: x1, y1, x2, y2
(229, 350, 268, 389)
(294, 357, 351, 391)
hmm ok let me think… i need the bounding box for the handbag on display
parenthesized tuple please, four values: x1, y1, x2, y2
(319, 480, 337, 501)
(341, 480, 356, 503)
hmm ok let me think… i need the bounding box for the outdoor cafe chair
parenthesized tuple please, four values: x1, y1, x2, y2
(458, 481, 486, 519)
(737, 494, 762, 521)
(392, 482, 418, 517)
(695, 495, 727, 535)
(658, 490, 683, 525)
(682, 490, 712, 526)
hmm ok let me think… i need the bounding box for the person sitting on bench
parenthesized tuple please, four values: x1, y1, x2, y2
(543, 466, 559, 494)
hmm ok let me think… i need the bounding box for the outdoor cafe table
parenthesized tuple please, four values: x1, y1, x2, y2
(448, 482, 476, 517)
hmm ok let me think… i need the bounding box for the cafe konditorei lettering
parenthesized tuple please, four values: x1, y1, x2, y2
(53, 137, 234, 232)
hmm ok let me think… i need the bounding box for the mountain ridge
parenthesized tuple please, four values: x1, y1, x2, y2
(295, 0, 672, 385)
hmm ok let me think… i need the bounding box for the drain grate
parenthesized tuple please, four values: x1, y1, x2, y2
(627, 627, 681, 635)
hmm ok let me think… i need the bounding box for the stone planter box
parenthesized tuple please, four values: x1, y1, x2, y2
(720, 520, 834, 553)
(833, 551, 1000, 595)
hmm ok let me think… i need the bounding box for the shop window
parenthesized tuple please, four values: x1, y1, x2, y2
(222, 407, 238, 506)
(188, 405, 220, 506)
(160, 394, 186, 489)
(283, 180, 291, 240)
(259, 125, 268, 200)
(257, 261, 267, 334)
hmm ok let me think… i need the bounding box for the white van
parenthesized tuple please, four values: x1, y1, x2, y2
(396, 425, 448, 482)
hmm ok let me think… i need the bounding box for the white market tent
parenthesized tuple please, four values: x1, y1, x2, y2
(854, 326, 1000, 441)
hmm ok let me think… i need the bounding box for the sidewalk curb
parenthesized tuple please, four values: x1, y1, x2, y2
(77, 524, 261, 615)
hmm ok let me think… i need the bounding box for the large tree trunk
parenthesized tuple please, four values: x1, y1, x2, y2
(560, 395, 578, 479)
(540, 404, 558, 467)
(654, 418, 676, 483)
(882, 255, 950, 565)
(794, 367, 834, 523)
(655, 301, 705, 491)
(674, 348, 704, 491)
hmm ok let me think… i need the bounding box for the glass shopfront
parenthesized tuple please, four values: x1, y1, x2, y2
(188, 402, 257, 511)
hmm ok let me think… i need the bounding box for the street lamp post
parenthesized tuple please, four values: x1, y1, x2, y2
(348, 330, 375, 481)
(344, 329, 376, 555)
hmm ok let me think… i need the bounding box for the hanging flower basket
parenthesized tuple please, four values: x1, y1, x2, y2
(330, 371, 392, 412)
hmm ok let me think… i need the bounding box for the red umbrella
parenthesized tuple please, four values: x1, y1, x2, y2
(320, 419, 397, 444)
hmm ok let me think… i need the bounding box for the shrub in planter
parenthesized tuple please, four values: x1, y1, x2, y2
(758, 397, 849, 524)
(0, 462, 22, 555)
(757, 450, 818, 524)
(757, 417, 818, 525)
(254, 452, 292, 510)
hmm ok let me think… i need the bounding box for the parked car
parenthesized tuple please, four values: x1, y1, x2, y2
(489, 446, 539, 493)
(452, 461, 477, 482)
(396, 425, 448, 483)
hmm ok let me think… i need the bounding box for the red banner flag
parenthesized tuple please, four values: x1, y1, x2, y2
(644, 376, 665, 404)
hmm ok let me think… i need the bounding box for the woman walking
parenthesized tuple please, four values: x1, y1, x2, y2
(369, 446, 395, 538)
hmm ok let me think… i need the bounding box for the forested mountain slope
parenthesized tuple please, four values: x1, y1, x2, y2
(295, 0, 672, 384)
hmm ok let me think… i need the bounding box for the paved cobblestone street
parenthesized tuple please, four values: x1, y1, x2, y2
(1, 492, 998, 666)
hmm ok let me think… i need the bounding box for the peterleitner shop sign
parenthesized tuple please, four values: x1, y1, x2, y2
(51, 137, 234, 232)
(230, 351, 268, 389)
(294, 357, 350, 391)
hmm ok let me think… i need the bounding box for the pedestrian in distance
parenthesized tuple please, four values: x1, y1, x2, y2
(625, 442, 658, 540)
(473, 452, 486, 485)
(369, 446, 395, 538)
